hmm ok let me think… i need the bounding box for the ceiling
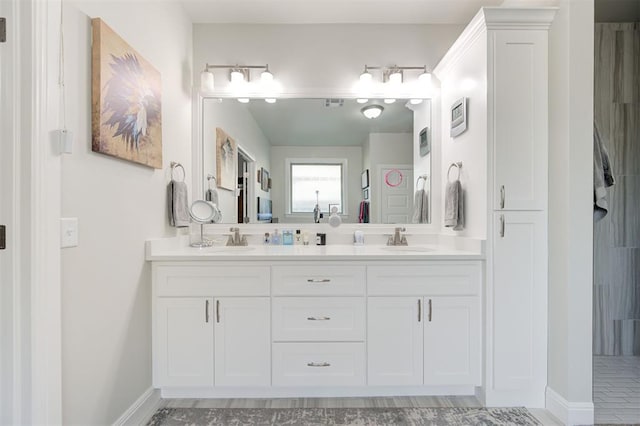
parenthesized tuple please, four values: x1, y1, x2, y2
(179, 0, 504, 24)
(236, 98, 414, 146)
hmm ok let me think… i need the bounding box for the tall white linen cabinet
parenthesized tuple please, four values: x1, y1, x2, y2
(434, 7, 556, 407)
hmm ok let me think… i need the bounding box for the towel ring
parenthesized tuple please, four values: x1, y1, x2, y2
(207, 174, 217, 190)
(416, 175, 429, 190)
(447, 162, 462, 183)
(170, 162, 186, 182)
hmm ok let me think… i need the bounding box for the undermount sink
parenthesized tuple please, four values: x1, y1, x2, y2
(199, 246, 256, 252)
(380, 246, 434, 253)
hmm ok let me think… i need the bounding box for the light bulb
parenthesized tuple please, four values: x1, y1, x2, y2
(261, 69, 273, 84)
(388, 71, 402, 85)
(410, 99, 423, 105)
(230, 70, 244, 85)
(359, 70, 373, 85)
(384, 98, 396, 104)
(265, 98, 276, 104)
(418, 71, 432, 87)
(357, 98, 368, 104)
(200, 70, 214, 92)
(237, 98, 250, 103)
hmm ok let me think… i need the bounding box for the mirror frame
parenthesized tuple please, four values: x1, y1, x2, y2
(192, 90, 441, 232)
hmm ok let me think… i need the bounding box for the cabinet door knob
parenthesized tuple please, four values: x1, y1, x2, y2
(205, 299, 210, 323)
(500, 185, 505, 209)
(307, 362, 331, 367)
(216, 300, 220, 323)
(307, 278, 331, 283)
(307, 316, 331, 321)
(500, 214, 505, 238)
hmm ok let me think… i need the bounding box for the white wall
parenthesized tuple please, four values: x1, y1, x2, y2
(270, 146, 362, 223)
(435, 32, 488, 239)
(202, 100, 271, 223)
(193, 24, 464, 94)
(411, 101, 435, 224)
(547, 0, 595, 415)
(366, 133, 413, 223)
(60, 1, 192, 424)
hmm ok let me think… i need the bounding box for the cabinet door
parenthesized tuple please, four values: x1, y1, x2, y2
(424, 297, 480, 386)
(492, 211, 547, 399)
(492, 30, 548, 211)
(155, 297, 213, 387)
(367, 297, 423, 385)
(214, 297, 271, 386)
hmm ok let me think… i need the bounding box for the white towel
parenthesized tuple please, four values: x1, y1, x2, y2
(412, 189, 429, 224)
(444, 180, 464, 231)
(168, 180, 190, 227)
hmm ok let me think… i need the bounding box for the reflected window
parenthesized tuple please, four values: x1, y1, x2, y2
(290, 163, 343, 214)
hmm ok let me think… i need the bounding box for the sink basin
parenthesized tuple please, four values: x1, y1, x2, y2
(197, 246, 256, 252)
(380, 246, 434, 253)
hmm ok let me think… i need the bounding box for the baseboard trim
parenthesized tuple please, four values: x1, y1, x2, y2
(546, 387, 594, 426)
(112, 387, 162, 426)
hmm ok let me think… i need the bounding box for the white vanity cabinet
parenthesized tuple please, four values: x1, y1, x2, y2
(367, 264, 482, 387)
(150, 258, 483, 397)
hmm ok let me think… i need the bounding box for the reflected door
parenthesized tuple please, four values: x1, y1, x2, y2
(380, 167, 413, 224)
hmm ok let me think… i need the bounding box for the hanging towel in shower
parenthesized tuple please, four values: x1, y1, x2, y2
(594, 122, 615, 222)
(412, 189, 429, 224)
(358, 200, 370, 223)
(168, 180, 190, 227)
(444, 180, 464, 231)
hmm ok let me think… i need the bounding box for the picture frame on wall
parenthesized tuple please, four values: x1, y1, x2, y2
(261, 168, 270, 192)
(361, 169, 369, 189)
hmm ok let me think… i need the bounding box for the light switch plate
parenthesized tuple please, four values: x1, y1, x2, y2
(60, 217, 78, 248)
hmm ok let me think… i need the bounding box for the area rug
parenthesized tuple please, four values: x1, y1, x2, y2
(147, 407, 541, 425)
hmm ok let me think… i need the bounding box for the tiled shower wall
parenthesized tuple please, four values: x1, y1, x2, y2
(594, 23, 640, 356)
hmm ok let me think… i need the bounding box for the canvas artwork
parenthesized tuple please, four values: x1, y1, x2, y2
(216, 128, 237, 191)
(91, 18, 162, 169)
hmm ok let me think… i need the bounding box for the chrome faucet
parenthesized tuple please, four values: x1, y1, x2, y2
(387, 227, 408, 246)
(226, 227, 248, 246)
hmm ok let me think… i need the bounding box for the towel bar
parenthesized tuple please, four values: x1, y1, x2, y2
(416, 175, 429, 190)
(447, 162, 462, 182)
(170, 161, 186, 182)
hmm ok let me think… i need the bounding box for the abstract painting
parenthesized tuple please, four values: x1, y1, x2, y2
(91, 18, 162, 168)
(216, 128, 237, 191)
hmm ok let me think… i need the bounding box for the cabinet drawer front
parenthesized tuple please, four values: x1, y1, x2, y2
(272, 343, 365, 386)
(272, 297, 365, 342)
(155, 265, 270, 296)
(367, 263, 481, 296)
(272, 266, 365, 296)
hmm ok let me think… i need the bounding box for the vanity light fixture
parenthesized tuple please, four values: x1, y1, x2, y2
(237, 98, 250, 103)
(265, 98, 277, 104)
(357, 98, 368, 104)
(409, 99, 423, 105)
(356, 64, 433, 94)
(359, 66, 373, 85)
(384, 98, 396, 104)
(361, 104, 384, 119)
(199, 63, 278, 98)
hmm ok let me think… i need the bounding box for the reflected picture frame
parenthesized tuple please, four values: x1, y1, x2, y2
(361, 169, 369, 189)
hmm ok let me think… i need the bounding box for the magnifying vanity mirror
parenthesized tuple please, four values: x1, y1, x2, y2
(200, 97, 431, 225)
(188, 200, 221, 247)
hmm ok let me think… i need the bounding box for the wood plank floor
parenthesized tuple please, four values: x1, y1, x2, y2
(157, 397, 563, 425)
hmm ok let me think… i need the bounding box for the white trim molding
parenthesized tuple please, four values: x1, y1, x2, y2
(112, 387, 162, 426)
(546, 387, 594, 426)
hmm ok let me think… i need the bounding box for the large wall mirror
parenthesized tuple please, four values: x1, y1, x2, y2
(201, 97, 431, 225)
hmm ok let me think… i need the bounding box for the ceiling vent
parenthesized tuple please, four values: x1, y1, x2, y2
(324, 98, 344, 108)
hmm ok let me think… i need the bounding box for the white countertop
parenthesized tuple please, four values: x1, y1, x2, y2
(146, 238, 484, 261)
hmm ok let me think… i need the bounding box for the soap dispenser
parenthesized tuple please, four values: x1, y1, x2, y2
(271, 229, 281, 245)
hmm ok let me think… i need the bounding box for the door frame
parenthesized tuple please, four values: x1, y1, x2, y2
(0, 0, 63, 424)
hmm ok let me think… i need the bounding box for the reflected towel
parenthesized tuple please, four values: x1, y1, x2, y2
(444, 180, 464, 231)
(168, 180, 190, 227)
(359, 200, 370, 224)
(594, 123, 615, 221)
(412, 189, 428, 224)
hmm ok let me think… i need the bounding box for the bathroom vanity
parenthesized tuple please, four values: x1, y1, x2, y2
(147, 242, 484, 398)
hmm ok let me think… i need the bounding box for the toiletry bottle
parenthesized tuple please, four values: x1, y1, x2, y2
(263, 232, 270, 245)
(271, 229, 281, 245)
(283, 230, 294, 245)
(294, 230, 302, 245)
(302, 231, 310, 245)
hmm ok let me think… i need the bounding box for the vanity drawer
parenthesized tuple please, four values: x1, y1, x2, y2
(272, 342, 366, 386)
(367, 262, 481, 296)
(154, 265, 270, 296)
(272, 265, 365, 296)
(272, 297, 365, 342)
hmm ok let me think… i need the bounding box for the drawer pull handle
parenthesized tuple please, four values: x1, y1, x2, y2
(216, 300, 220, 323)
(307, 362, 331, 367)
(205, 300, 210, 323)
(307, 316, 331, 321)
(307, 279, 331, 283)
(428, 299, 433, 322)
(500, 185, 505, 209)
(418, 299, 422, 322)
